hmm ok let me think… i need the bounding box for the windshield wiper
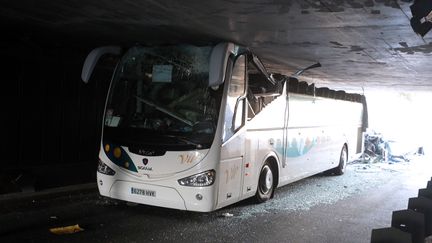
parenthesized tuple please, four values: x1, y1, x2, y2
(134, 95, 194, 126)
(163, 134, 203, 149)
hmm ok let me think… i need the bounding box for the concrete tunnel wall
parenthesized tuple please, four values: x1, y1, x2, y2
(1, 45, 116, 193)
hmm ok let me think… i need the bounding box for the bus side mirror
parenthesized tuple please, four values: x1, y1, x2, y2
(81, 46, 122, 83)
(208, 42, 235, 87)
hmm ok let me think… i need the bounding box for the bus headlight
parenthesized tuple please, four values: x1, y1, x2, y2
(97, 159, 116, 176)
(178, 170, 215, 187)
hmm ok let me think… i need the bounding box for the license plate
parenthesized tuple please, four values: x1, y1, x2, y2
(131, 187, 156, 197)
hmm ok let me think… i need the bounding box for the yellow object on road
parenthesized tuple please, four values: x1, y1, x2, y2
(49, 224, 84, 235)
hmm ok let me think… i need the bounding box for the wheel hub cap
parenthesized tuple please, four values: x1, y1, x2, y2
(260, 166, 273, 194)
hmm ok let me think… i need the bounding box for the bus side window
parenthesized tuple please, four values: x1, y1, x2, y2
(246, 56, 266, 118)
(223, 55, 245, 142)
(233, 99, 245, 131)
(246, 55, 281, 120)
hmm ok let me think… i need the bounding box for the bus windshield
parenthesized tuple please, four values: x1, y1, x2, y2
(103, 45, 223, 150)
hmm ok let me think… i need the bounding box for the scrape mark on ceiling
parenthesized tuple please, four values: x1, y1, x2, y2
(330, 41, 348, 49)
(350, 45, 365, 52)
(399, 42, 409, 48)
(347, 60, 387, 65)
(330, 41, 344, 46)
(272, 0, 293, 14)
(374, 0, 400, 9)
(364, 0, 374, 7)
(298, 0, 402, 13)
(394, 43, 432, 55)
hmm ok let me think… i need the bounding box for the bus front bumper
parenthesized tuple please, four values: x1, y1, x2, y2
(97, 172, 216, 212)
(109, 180, 187, 210)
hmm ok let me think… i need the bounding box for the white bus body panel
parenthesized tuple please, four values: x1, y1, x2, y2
(97, 145, 222, 212)
(97, 91, 363, 212)
(95, 43, 364, 212)
(240, 90, 363, 190)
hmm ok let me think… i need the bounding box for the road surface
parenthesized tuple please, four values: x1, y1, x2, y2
(1, 156, 431, 243)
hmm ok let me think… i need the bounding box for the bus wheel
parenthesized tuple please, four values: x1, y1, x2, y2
(333, 145, 348, 175)
(256, 161, 274, 203)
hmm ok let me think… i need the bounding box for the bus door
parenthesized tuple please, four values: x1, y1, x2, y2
(218, 55, 247, 207)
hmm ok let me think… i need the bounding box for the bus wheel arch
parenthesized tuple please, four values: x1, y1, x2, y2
(255, 156, 279, 202)
(332, 143, 348, 175)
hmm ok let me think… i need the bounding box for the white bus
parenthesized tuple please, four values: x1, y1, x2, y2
(82, 42, 367, 212)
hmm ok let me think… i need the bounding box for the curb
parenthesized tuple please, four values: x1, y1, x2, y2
(0, 183, 97, 205)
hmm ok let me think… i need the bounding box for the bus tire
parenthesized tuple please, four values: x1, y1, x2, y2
(333, 145, 348, 175)
(255, 161, 274, 203)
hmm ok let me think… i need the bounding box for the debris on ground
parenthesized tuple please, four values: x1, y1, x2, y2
(96, 196, 119, 206)
(49, 224, 84, 235)
(353, 130, 424, 164)
(126, 202, 138, 207)
(221, 213, 234, 217)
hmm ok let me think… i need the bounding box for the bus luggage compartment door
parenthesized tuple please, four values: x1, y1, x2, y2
(217, 157, 242, 206)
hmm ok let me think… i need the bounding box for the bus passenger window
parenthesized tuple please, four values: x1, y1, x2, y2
(223, 55, 245, 142)
(247, 90, 257, 120)
(246, 55, 281, 120)
(233, 99, 245, 131)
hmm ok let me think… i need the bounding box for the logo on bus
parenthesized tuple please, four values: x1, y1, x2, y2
(137, 165, 153, 171)
(128, 147, 166, 156)
(140, 150, 156, 156)
(179, 154, 196, 164)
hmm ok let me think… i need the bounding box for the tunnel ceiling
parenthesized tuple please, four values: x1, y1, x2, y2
(1, 0, 432, 92)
